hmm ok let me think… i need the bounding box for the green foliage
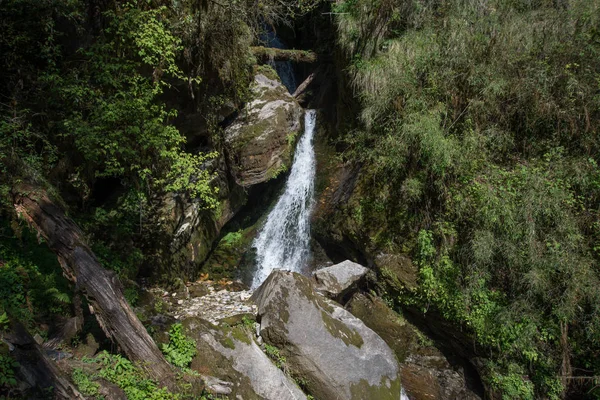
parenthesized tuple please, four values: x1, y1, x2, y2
(0, 313, 8, 331)
(264, 343, 286, 369)
(161, 323, 197, 369)
(48, 4, 218, 205)
(97, 351, 180, 400)
(333, 0, 600, 397)
(241, 316, 255, 329)
(0, 222, 72, 323)
(0, 355, 18, 388)
(488, 363, 535, 400)
(72, 368, 100, 397)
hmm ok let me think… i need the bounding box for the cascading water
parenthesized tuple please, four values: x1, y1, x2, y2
(262, 28, 297, 93)
(250, 110, 317, 289)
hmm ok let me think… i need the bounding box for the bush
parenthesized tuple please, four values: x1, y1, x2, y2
(161, 323, 197, 369)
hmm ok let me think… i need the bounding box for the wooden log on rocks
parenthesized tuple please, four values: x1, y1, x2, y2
(12, 184, 175, 387)
(250, 46, 319, 63)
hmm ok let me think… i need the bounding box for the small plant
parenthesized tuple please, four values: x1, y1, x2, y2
(161, 323, 197, 369)
(264, 343, 286, 369)
(72, 368, 100, 396)
(0, 354, 18, 388)
(154, 299, 165, 313)
(0, 312, 9, 331)
(96, 351, 179, 400)
(241, 316, 255, 329)
(124, 287, 140, 306)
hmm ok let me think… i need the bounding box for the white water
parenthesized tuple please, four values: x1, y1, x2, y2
(401, 388, 410, 400)
(251, 110, 317, 289)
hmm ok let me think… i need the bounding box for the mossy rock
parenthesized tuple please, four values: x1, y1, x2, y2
(252, 270, 402, 400)
(181, 318, 306, 400)
(224, 73, 303, 187)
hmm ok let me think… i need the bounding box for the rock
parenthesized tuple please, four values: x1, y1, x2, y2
(347, 293, 482, 400)
(313, 260, 368, 301)
(45, 317, 81, 349)
(182, 318, 306, 400)
(201, 375, 234, 395)
(157, 153, 247, 280)
(224, 73, 303, 187)
(374, 253, 418, 291)
(97, 378, 127, 400)
(346, 293, 417, 363)
(33, 334, 44, 345)
(75, 333, 100, 358)
(189, 283, 210, 298)
(252, 270, 402, 400)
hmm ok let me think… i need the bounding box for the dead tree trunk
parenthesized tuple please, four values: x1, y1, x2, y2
(3, 322, 83, 399)
(12, 184, 174, 386)
(250, 46, 319, 63)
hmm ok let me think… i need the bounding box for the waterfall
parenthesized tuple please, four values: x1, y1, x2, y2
(251, 110, 317, 289)
(262, 29, 297, 93)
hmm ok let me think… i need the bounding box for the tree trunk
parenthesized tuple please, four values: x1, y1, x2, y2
(250, 46, 319, 63)
(12, 184, 174, 386)
(3, 322, 83, 399)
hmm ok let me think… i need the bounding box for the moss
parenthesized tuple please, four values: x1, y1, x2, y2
(266, 162, 289, 180)
(254, 64, 280, 82)
(279, 287, 291, 324)
(320, 310, 364, 348)
(293, 275, 335, 313)
(347, 293, 417, 363)
(230, 325, 252, 345)
(219, 335, 235, 350)
(349, 375, 402, 400)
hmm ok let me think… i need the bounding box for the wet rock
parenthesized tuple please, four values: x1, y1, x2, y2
(347, 293, 482, 400)
(313, 260, 368, 301)
(224, 73, 303, 187)
(182, 318, 306, 400)
(252, 270, 402, 400)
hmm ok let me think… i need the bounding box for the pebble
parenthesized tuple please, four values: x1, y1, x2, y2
(148, 282, 257, 324)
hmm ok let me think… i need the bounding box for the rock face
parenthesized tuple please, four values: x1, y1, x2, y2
(313, 260, 368, 301)
(225, 72, 303, 187)
(347, 293, 482, 400)
(182, 318, 306, 400)
(157, 152, 246, 280)
(252, 270, 402, 400)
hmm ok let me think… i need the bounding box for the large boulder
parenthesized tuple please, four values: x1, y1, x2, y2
(313, 260, 368, 301)
(252, 270, 402, 400)
(225, 70, 303, 187)
(182, 318, 306, 400)
(347, 293, 482, 400)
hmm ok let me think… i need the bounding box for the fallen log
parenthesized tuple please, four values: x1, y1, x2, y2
(250, 46, 319, 63)
(12, 184, 174, 387)
(3, 322, 83, 399)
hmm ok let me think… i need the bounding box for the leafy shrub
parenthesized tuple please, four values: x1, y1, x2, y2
(0, 354, 18, 388)
(72, 368, 99, 396)
(161, 323, 197, 369)
(264, 343, 286, 369)
(97, 352, 179, 400)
